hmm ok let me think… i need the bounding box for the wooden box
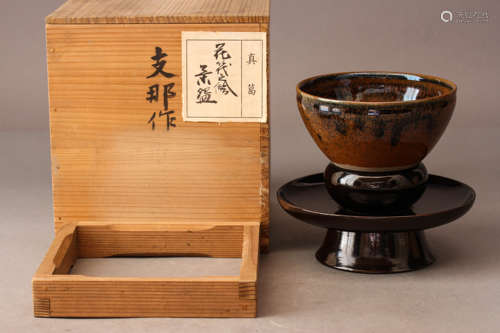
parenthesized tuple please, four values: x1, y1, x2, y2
(33, 0, 269, 318)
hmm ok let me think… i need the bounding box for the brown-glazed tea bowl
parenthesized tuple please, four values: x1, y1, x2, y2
(296, 71, 457, 212)
(297, 71, 456, 171)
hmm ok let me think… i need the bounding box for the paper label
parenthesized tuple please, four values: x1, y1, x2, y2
(182, 31, 267, 123)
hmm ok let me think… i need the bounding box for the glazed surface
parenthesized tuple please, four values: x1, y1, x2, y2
(297, 72, 456, 170)
(277, 173, 475, 231)
(300, 73, 452, 102)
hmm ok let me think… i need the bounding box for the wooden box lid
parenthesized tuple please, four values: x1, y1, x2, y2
(46, 0, 270, 24)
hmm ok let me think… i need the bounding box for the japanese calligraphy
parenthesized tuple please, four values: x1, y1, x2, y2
(146, 84, 159, 103)
(194, 65, 216, 104)
(145, 47, 177, 131)
(248, 83, 256, 95)
(246, 53, 257, 65)
(147, 46, 174, 79)
(182, 31, 267, 123)
(214, 43, 238, 97)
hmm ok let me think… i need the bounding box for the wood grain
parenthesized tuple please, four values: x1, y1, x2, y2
(259, 22, 270, 251)
(239, 225, 259, 282)
(47, 24, 269, 244)
(33, 222, 260, 317)
(35, 223, 78, 276)
(33, 277, 256, 317)
(77, 222, 244, 258)
(46, 0, 269, 24)
(39, 1, 269, 317)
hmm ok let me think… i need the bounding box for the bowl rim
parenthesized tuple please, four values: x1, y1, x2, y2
(296, 71, 457, 107)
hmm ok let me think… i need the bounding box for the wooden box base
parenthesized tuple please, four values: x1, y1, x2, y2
(32, 221, 259, 318)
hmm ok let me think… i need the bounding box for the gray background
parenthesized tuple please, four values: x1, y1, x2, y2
(1, 0, 499, 332)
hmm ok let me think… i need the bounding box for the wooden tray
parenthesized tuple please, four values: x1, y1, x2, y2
(33, 221, 259, 317)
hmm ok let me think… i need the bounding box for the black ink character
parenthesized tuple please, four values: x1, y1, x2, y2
(146, 83, 175, 108)
(159, 110, 176, 131)
(146, 84, 159, 103)
(214, 43, 237, 97)
(194, 65, 216, 104)
(215, 61, 229, 76)
(195, 65, 213, 85)
(215, 79, 237, 97)
(147, 111, 157, 130)
(163, 82, 176, 110)
(145, 46, 177, 132)
(147, 46, 175, 79)
(214, 43, 232, 61)
(196, 87, 217, 104)
(147, 110, 176, 131)
(246, 53, 257, 65)
(248, 83, 256, 95)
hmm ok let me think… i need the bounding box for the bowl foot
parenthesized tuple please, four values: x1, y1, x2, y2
(316, 229, 435, 273)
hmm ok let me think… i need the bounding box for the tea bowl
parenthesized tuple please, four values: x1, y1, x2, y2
(296, 71, 457, 211)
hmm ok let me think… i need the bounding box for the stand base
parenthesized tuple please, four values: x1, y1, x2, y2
(316, 229, 435, 273)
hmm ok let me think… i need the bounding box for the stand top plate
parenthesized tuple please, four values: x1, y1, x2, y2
(277, 174, 475, 232)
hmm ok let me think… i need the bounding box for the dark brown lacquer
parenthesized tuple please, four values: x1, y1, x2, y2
(277, 173, 475, 273)
(296, 72, 457, 171)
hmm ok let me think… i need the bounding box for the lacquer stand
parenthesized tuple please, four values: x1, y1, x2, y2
(277, 173, 475, 273)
